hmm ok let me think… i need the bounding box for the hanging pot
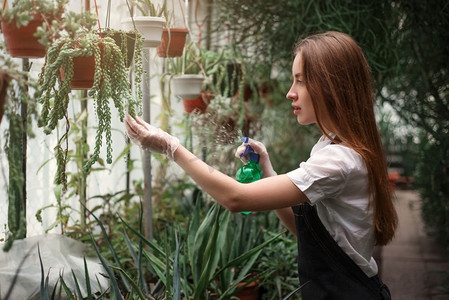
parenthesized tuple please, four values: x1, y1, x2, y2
(0, 72, 10, 125)
(171, 74, 205, 100)
(104, 29, 136, 68)
(59, 41, 104, 90)
(181, 92, 213, 114)
(1, 15, 46, 58)
(71, 55, 96, 89)
(121, 16, 165, 48)
(59, 54, 96, 90)
(156, 27, 189, 57)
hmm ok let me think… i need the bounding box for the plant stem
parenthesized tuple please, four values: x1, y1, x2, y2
(79, 91, 88, 232)
(20, 59, 28, 237)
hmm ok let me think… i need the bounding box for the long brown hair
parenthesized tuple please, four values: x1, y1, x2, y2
(294, 31, 397, 246)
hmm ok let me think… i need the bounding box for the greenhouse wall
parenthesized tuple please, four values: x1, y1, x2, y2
(0, 0, 205, 238)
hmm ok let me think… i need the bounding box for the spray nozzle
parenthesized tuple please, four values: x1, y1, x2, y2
(240, 137, 260, 163)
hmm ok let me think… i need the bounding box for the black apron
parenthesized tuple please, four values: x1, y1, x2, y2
(293, 203, 391, 300)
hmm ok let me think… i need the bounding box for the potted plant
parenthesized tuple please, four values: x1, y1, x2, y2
(159, 41, 205, 113)
(156, 0, 189, 57)
(0, 46, 40, 251)
(0, 0, 67, 58)
(168, 42, 244, 113)
(156, 27, 189, 57)
(103, 0, 144, 68)
(121, 0, 167, 48)
(36, 11, 141, 189)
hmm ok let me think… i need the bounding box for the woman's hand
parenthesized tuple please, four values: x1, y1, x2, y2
(235, 138, 277, 177)
(125, 115, 180, 160)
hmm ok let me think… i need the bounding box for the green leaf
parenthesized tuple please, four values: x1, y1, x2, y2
(89, 233, 123, 299)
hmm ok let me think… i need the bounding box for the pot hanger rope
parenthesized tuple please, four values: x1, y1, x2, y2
(105, 0, 111, 29)
(93, 0, 102, 37)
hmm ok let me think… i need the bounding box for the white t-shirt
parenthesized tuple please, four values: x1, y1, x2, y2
(287, 135, 378, 277)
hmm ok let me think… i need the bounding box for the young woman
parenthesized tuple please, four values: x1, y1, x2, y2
(125, 31, 396, 300)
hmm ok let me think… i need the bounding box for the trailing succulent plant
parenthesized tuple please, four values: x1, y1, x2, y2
(0, 0, 67, 24)
(0, 0, 68, 45)
(103, 28, 144, 101)
(36, 13, 142, 190)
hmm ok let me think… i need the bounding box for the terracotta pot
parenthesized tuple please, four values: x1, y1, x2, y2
(156, 27, 189, 57)
(182, 95, 207, 114)
(0, 72, 10, 125)
(105, 30, 136, 68)
(234, 280, 260, 300)
(1, 15, 46, 58)
(59, 54, 96, 90)
(59, 42, 105, 90)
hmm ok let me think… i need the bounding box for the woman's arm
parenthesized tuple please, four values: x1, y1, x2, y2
(275, 208, 298, 237)
(125, 114, 308, 233)
(174, 145, 308, 213)
(238, 141, 299, 236)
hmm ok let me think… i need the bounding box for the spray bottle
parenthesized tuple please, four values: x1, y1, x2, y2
(235, 137, 262, 214)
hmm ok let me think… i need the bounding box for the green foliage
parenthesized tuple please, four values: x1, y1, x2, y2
(1, 0, 69, 50)
(260, 97, 321, 174)
(415, 132, 449, 246)
(213, 0, 397, 79)
(104, 28, 145, 104)
(131, 0, 167, 17)
(36, 31, 140, 190)
(257, 231, 300, 299)
(0, 0, 68, 26)
(376, 0, 449, 246)
(0, 46, 39, 251)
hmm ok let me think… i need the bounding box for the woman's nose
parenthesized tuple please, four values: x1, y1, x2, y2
(286, 88, 296, 101)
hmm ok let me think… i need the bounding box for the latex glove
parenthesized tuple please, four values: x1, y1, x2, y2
(235, 138, 277, 177)
(125, 115, 180, 160)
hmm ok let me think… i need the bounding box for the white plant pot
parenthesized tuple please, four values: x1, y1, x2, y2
(121, 16, 165, 48)
(171, 74, 205, 99)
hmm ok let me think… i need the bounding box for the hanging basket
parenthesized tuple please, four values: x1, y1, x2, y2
(59, 54, 96, 90)
(0, 15, 46, 58)
(71, 54, 96, 89)
(121, 16, 165, 48)
(104, 29, 136, 68)
(156, 27, 189, 57)
(0, 71, 10, 125)
(182, 92, 212, 114)
(171, 74, 205, 99)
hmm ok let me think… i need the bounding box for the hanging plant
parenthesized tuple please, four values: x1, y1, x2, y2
(156, 27, 189, 57)
(0, 46, 39, 251)
(121, 0, 167, 48)
(103, 0, 144, 68)
(0, 0, 68, 58)
(37, 27, 141, 189)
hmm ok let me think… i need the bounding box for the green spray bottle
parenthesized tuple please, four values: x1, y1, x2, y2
(235, 137, 262, 214)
